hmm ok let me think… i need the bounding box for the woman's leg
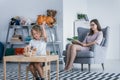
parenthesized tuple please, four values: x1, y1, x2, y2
(29, 63, 38, 78)
(34, 62, 44, 78)
(65, 44, 73, 70)
(67, 44, 81, 70)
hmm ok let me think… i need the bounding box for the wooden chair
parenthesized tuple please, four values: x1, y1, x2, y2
(26, 51, 51, 80)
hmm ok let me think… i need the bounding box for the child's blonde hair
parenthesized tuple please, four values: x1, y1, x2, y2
(31, 25, 43, 38)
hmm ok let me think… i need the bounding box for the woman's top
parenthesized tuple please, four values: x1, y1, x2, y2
(80, 31, 103, 51)
(29, 38, 46, 56)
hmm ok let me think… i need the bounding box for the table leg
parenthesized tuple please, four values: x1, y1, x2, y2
(45, 62, 47, 80)
(48, 62, 51, 80)
(3, 59, 6, 80)
(56, 59, 59, 80)
(18, 62, 21, 80)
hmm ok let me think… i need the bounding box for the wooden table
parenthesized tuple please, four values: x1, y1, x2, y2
(3, 55, 59, 80)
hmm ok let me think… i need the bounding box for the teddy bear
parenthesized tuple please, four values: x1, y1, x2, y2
(37, 9, 57, 28)
(23, 46, 37, 57)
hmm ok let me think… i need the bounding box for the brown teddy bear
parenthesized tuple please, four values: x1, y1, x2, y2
(23, 46, 37, 57)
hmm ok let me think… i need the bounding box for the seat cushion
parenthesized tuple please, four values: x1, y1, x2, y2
(63, 50, 94, 58)
(76, 51, 94, 58)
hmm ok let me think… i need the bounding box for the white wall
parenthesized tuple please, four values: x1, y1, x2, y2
(63, 0, 88, 49)
(0, 0, 63, 49)
(87, 0, 120, 60)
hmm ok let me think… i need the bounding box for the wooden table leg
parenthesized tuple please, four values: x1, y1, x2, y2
(18, 62, 21, 80)
(3, 58, 6, 80)
(56, 59, 59, 80)
(45, 62, 47, 80)
(48, 62, 51, 80)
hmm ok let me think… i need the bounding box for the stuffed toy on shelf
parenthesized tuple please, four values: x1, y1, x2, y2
(37, 9, 57, 28)
(37, 15, 56, 28)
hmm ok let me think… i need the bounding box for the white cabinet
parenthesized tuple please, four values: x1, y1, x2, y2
(73, 20, 89, 36)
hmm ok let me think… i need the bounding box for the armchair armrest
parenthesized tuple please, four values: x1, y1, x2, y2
(90, 44, 107, 63)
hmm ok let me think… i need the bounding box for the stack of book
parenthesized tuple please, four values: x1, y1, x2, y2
(11, 35, 22, 42)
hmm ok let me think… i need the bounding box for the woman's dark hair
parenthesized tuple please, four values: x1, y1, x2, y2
(89, 19, 102, 35)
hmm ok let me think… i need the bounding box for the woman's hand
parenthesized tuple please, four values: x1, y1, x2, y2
(81, 43, 87, 47)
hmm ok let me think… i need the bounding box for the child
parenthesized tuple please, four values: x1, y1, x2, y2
(25, 22, 47, 80)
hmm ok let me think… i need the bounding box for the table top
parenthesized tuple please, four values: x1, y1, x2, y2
(3, 55, 59, 62)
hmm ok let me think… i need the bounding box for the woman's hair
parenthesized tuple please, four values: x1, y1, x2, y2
(89, 19, 102, 35)
(31, 25, 43, 38)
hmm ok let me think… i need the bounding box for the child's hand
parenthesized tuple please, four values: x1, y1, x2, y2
(40, 21, 46, 28)
(42, 21, 46, 25)
(81, 43, 87, 47)
(24, 46, 30, 52)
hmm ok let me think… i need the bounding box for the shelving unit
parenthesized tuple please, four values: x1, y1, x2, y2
(46, 25, 65, 68)
(3, 25, 30, 56)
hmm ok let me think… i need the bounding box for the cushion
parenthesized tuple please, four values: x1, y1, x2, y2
(77, 27, 89, 42)
(100, 37, 105, 46)
(63, 50, 94, 58)
(76, 51, 94, 58)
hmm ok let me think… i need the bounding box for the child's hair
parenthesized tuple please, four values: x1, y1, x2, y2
(31, 25, 43, 38)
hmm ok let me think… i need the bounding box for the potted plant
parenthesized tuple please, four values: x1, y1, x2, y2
(77, 13, 89, 21)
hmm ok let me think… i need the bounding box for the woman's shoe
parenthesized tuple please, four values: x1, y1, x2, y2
(64, 66, 68, 71)
(66, 65, 73, 71)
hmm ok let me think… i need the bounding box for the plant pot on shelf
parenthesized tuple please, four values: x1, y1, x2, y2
(77, 14, 89, 21)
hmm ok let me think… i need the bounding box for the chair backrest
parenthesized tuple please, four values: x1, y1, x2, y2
(77, 26, 110, 47)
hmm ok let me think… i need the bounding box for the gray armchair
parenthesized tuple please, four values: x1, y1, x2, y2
(63, 26, 109, 71)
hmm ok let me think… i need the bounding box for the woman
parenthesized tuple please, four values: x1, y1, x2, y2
(64, 19, 103, 71)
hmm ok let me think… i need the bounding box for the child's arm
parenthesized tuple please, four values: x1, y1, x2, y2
(41, 22, 47, 42)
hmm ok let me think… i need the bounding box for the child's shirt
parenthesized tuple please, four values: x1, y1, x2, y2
(29, 38, 46, 56)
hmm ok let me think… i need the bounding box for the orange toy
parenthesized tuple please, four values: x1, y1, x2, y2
(37, 15, 56, 28)
(46, 16, 56, 27)
(37, 15, 47, 25)
(15, 48, 24, 55)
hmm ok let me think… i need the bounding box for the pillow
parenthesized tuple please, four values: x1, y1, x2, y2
(100, 37, 105, 46)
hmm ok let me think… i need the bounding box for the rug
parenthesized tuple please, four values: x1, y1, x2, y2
(0, 69, 120, 80)
(0, 63, 120, 80)
(51, 70, 120, 80)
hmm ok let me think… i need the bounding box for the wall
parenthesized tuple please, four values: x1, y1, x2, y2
(87, 0, 120, 60)
(0, 0, 63, 49)
(63, 0, 88, 49)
